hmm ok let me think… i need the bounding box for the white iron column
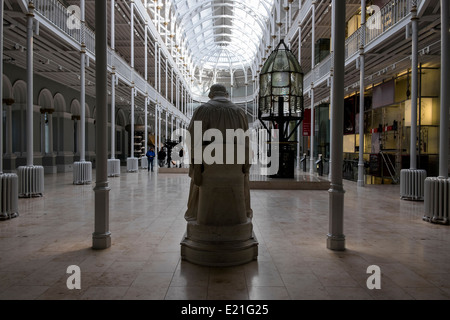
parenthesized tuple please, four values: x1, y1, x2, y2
(423, 0, 450, 224)
(131, 86, 135, 159)
(107, 0, 120, 177)
(400, 1, 427, 201)
(26, 2, 34, 166)
(127, 0, 138, 172)
(155, 102, 159, 150)
(297, 25, 302, 169)
(165, 111, 168, 141)
(73, 0, 93, 185)
(145, 96, 148, 152)
(171, 67, 174, 104)
(165, 57, 168, 100)
(0, 0, 18, 219)
(111, 0, 115, 160)
(80, 0, 86, 162)
(17, 2, 44, 197)
(439, 0, 449, 178)
(111, 70, 116, 159)
(410, 3, 419, 170)
(130, 1, 134, 159)
(171, 113, 174, 137)
(158, 106, 162, 147)
(0, 0, 3, 173)
(158, 46, 161, 93)
(309, 1, 316, 174)
(93, 0, 111, 250)
(155, 42, 158, 91)
(327, 0, 346, 251)
(5, 101, 13, 156)
(357, 0, 366, 187)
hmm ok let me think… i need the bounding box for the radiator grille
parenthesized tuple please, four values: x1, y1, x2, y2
(400, 169, 427, 201)
(107, 159, 121, 177)
(73, 161, 92, 185)
(18, 166, 44, 198)
(0, 173, 19, 220)
(424, 177, 450, 225)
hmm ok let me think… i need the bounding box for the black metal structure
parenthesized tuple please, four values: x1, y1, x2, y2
(259, 39, 304, 178)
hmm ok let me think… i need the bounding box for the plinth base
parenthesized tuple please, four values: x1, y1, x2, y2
(180, 219, 258, 267)
(181, 232, 258, 267)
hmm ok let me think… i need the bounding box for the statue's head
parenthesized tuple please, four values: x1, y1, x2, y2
(208, 84, 229, 99)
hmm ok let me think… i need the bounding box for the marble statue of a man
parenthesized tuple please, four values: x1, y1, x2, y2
(181, 84, 258, 266)
(184, 84, 252, 222)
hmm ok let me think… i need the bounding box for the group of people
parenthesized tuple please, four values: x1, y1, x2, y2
(145, 147, 166, 172)
(146, 146, 184, 172)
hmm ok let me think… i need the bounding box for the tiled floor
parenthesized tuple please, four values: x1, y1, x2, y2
(0, 167, 449, 300)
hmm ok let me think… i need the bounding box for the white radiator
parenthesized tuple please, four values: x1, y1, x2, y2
(0, 173, 19, 220)
(141, 156, 148, 169)
(18, 165, 44, 198)
(127, 157, 139, 172)
(107, 159, 121, 177)
(400, 169, 427, 201)
(73, 161, 92, 185)
(424, 177, 450, 225)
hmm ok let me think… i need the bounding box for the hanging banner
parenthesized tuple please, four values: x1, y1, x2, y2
(303, 108, 311, 136)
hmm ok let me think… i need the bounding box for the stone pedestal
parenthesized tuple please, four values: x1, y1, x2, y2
(181, 221, 258, 267)
(181, 164, 258, 267)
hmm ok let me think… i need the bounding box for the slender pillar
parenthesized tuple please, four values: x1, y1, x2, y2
(111, 71, 116, 159)
(0, 0, 3, 173)
(165, 111, 168, 141)
(165, 57, 168, 100)
(309, 1, 316, 174)
(145, 96, 148, 153)
(80, 60, 86, 162)
(111, 0, 115, 160)
(327, 0, 346, 251)
(171, 113, 174, 137)
(309, 86, 315, 174)
(410, 3, 419, 170)
(155, 43, 158, 91)
(26, 2, 34, 167)
(93, 0, 111, 250)
(158, 46, 161, 93)
(80, 0, 86, 162)
(155, 104, 158, 150)
(73, 0, 92, 185)
(158, 107, 162, 147)
(131, 86, 135, 159)
(439, 0, 449, 179)
(171, 67, 174, 104)
(127, 0, 138, 172)
(48, 112, 53, 154)
(357, 0, 366, 187)
(6, 102, 13, 155)
(297, 25, 302, 170)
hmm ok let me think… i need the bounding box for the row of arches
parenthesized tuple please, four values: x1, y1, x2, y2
(2, 74, 147, 173)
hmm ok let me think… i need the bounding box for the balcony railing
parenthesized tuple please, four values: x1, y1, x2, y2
(30, 0, 188, 121)
(365, 0, 413, 46)
(305, 0, 418, 93)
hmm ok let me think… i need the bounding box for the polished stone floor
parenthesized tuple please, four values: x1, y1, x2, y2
(0, 167, 449, 300)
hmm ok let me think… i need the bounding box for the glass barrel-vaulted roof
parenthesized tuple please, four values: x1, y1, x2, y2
(172, 0, 275, 71)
